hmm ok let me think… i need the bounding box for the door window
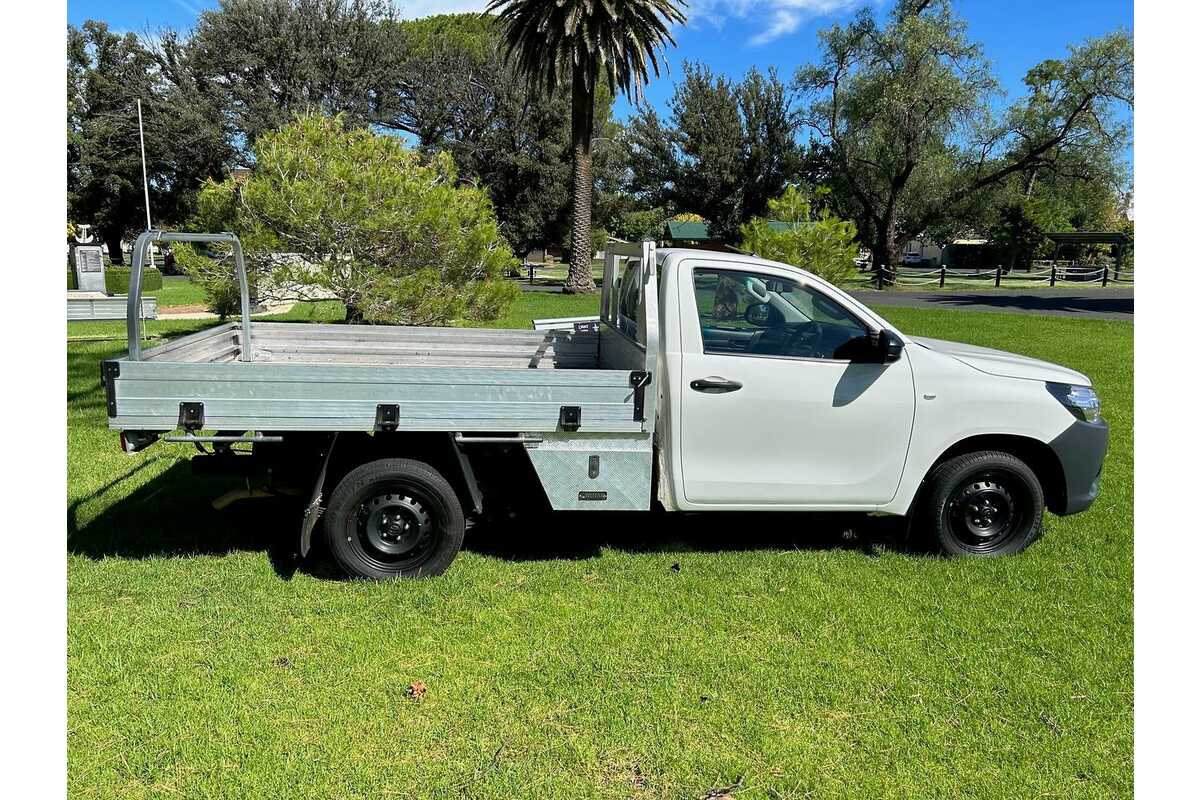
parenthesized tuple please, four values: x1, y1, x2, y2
(692, 268, 871, 360)
(616, 258, 641, 337)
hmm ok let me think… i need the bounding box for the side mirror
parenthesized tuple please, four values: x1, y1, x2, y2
(743, 302, 773, 327)
(876, 329, 905, 362)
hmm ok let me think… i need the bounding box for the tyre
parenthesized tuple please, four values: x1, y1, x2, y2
(323, 458, 465, 579)
(918, 451, 1045, 557)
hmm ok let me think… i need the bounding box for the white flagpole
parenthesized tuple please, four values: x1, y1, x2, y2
(137, 98, 154, 268)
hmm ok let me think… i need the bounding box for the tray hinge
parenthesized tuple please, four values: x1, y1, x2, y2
(178, 402, 205, 432)
(101, 360, 120, 417)
(629, 370, 651, 422)
(375, 404, 400, 432)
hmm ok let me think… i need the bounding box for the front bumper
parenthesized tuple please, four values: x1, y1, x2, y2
(1048, 418, 1110, 515)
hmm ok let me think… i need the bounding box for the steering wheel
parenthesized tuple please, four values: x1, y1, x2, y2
(784, 321, 825, 358)
(746, 321, 825, 357)
(747, 325, 789, 355)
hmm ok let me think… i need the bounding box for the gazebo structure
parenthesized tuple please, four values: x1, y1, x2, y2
(1044, 231, 1133, 285)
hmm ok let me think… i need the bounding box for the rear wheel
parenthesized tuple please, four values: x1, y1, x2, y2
(324, 458, 464, 579)
(919, 451, 1045, 556)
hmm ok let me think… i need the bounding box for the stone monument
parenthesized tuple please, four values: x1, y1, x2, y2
(72, 225, 106, 293)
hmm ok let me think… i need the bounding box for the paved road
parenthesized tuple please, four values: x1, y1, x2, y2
(849, 287, 1133, 321)
(518, 282, 574, 293)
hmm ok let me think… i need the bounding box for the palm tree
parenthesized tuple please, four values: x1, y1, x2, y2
(488, 0, 686, 293)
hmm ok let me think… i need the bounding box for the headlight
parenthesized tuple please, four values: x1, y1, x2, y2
(1046, 382, 1101, 423)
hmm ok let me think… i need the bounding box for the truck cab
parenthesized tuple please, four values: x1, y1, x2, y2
(603, 244, 1107, 554)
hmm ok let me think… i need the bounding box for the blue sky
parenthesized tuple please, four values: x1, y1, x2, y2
(69, 0, 1133, 129)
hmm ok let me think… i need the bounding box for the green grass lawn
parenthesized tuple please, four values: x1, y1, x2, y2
(144, 275, 210, 308)
(67, 292, 1132, 799)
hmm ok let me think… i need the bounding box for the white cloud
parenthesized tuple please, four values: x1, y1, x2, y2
(749, 10, 802, 45)
(689, 0, 871, 46)
(171, 0, 203, 17)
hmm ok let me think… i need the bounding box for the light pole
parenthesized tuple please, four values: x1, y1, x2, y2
(137, 99, 154, 269)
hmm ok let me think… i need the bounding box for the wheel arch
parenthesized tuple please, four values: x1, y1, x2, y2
(322, 432, 482, 517)
(911, 433, 1067, 516)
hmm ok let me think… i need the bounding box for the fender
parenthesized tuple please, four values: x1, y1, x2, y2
(299, 433, 338, 558)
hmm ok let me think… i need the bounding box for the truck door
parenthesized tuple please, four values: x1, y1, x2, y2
(677, 262, 916, 508)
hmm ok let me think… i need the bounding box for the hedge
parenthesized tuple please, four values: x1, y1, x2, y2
(104, 267, 162, 295)
(67, 269, 76, 290)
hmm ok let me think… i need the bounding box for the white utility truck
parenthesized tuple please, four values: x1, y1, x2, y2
(103, 232, 1108, 579)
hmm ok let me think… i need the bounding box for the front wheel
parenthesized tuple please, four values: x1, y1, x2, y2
(324, 458, 465, 579)
(918, 451, 1045, 557)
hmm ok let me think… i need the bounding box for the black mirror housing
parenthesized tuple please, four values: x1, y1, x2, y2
(844, 330, 904, 363)
(878, 329, 905, 362)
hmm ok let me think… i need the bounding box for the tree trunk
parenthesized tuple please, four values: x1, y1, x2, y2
(565, 65, 597, 295)
(104, 232, 124, 265)
(871, 214, 900, 287)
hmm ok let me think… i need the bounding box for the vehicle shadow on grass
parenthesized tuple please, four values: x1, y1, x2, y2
(67, 460, 318, 580)
(465, 509, 907, 563)
(68, 462, 909, 579)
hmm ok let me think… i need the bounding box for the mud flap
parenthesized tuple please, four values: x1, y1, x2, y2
(299, 433, 338, 558)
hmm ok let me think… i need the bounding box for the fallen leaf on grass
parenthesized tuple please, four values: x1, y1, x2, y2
(701, 775, 745, 799)
(406, 680, 428, 700)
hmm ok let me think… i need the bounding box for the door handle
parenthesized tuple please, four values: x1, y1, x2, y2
(690, 376, 743, 393)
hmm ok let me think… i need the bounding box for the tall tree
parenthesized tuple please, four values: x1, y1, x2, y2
(795, 0, 1132, 278)
(487, 0, 686, 294)
(980, 145, 1128, 269)
(382, 13, 615, 254)
(626, 62, 803, 240)
(67, 21, 233, 262)
(188, 0, 399, 153)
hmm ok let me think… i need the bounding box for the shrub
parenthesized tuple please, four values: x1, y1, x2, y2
(198, 113, 520, 325)
(592, 228, 610, 254)
(67, 269, 76, 290)
(104, 267, 162, 295)
(609, 208, 667, 242)
(739, 186, 859, 285)
(172, 243, 243, 319)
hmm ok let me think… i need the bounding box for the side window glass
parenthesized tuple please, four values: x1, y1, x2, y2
(692, 268, 870, 360)
(617, 258, 641, 336)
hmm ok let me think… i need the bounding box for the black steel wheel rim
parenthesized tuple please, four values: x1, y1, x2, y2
(944, 470, 1028, 553)
(352, 483, 440, 570)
